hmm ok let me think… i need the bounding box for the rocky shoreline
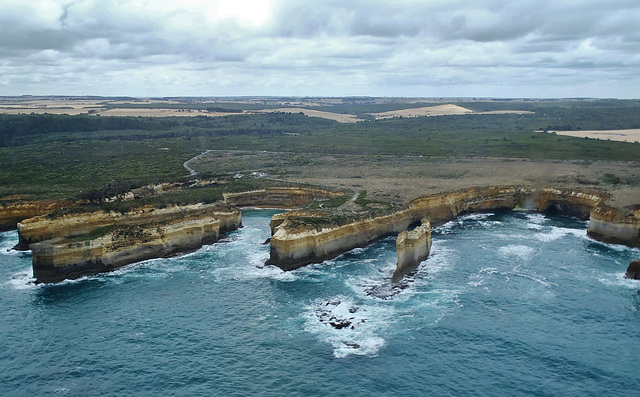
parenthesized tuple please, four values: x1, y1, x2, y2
(1, 185, 639, 284)
(267, 186, 639, 277)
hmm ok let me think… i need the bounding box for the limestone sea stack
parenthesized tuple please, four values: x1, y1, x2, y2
(393, 218, 432, 283)
(23, 205, 241, 283)
(267, 209, 415, 270)
(17, 203, 241, 250)
(19, 186, 342, 283)
(31, 215, 226, 284)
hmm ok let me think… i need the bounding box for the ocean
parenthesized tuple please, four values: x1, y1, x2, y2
(1, 209, 639, 396)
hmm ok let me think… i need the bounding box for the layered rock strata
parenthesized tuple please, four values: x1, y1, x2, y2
(223, 187, 342, 208)
(407, 186, 605, 225)
(268, 186, 639, 271)
(267, 209, 415, 270)
(0, 200, 71, 231)
(588, 206, 640, 248)
(31, 215, 223, 284)
(17, 203, 240, 250)
(20, 186, 338, 283)
(393, 218, 432, 283)
(22, 204, 241, 283)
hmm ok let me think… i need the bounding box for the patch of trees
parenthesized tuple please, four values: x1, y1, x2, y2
(79, 179, 146, 203)
(204, 107, 243, 113)
(0, 114, 181, 146)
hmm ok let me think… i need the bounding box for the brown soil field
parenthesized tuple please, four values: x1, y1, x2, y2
(545, 129, 640, 143)
(371, 104, 473, 119)
(98, 108, 235, 117)
(0, 98, 534, 122)
(191, 151, 640, 208)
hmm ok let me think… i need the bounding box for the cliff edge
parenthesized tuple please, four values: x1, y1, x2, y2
(268, 186, 639, 275)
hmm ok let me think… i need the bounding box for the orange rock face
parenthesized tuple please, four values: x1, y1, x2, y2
(23, 205, 241, 283)
(224, 187, 342, 208)
(268, 186, 638, 271)
(0, 200, 71, 231)
(31, 215, 224, 283)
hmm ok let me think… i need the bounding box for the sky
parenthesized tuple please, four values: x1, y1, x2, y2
(1, 0, 639, 98)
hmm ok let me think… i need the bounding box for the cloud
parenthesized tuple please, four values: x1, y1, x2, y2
(0, 0, 638, 97)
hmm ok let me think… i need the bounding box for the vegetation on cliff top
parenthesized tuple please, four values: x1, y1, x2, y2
(1, 99, 639, 203)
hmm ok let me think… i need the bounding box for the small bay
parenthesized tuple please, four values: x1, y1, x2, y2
(1, 209, 639, 396)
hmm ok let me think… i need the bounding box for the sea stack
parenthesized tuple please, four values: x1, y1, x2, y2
(393, 218, 432, 283)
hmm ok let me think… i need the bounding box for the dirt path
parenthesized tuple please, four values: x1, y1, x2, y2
(183, 150, 213, 175)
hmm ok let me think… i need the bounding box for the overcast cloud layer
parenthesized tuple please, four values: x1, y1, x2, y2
(1, 0, 639, 98)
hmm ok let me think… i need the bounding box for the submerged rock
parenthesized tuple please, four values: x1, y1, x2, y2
(625, 260, 640, 280)
(315, 300, 365, 330)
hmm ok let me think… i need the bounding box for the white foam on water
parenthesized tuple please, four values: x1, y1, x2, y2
(303, 296, 393, 358)
(348, 247, 366, 255)
(598, 272, 640, 289)
(103, 257, 173, 281)
(418, 243, 453, 275)
(507, 271, 556, 287)
(459, 212, 495, 222)
(468, 267, 499, 287)
(534, 226, 585, 243)
(498, 244, 535, 260)
(0, 230, 22, 256)
(525, 213, 547, 225)
(587, 238, 640, 253)
(436, 213, 496, 235)
(526, 223, 544, 231)
(4, 271, 36, 290)
(410, 287, 465, 325)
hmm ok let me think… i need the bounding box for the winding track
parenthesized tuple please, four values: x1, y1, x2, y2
(183, 150, 213, 176)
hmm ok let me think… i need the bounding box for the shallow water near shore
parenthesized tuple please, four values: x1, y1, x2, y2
(1, 210, 639, 396)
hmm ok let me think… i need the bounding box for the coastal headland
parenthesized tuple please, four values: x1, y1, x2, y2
(1, 96, 639, 283)
(3, 183, 638, 284)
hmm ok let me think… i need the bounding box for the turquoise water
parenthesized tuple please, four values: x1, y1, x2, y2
(1, 210, 639, 396)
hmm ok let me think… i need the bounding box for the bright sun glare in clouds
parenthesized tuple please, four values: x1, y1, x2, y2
(216, 0, 273, 26)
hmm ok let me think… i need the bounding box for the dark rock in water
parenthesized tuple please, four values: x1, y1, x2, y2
(364, 280, 409, 300)
(315, 300, 365, 330)
(625, 260, 640, 280)
(329, 320, 351, 330)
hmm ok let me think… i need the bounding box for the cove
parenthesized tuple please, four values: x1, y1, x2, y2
(1, 210, 639, 396)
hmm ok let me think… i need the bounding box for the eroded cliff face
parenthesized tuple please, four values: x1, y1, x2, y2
(0, 200, 71, 231)
(17, 203, 241, 250)
(21, 186, 340, 283)
(268, 186, 637, 272)
(394, 218, 432, 283)
(588, 206, 640, 248)
(31, 215, 222, 284)
(407, 186, 605, 225)
(224, 187, 343, 208)
(24, 204, 241, 283)
(267, 208, 415, 270)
